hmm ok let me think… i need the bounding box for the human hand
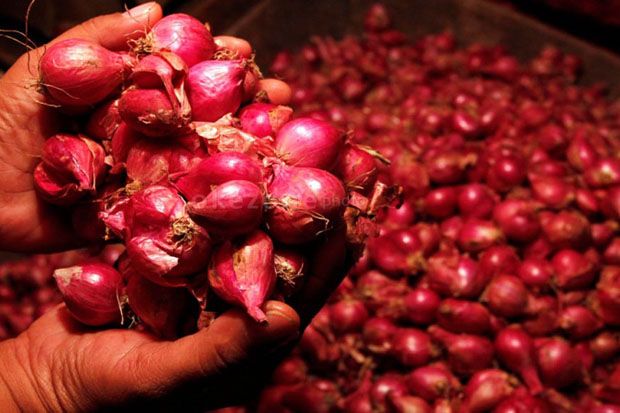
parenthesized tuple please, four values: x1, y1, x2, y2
(0, 2, 291, 253)
(0, 300, 299, 411)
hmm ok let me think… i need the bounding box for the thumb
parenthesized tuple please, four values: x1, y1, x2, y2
(52, 2, 163, 50)
(129, 300, 300, 397)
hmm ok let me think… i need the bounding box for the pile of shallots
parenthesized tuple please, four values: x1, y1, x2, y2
(235, 4, 620, 413)
(36, 14, 388, 338)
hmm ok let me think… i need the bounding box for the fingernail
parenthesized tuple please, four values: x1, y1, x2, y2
(123, 2, 156, 17)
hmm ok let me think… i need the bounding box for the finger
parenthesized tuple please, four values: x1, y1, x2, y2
(214, 36, 252, 59)
(52, 2, 163, 51)
(123, 301, 299, 398)
(258, 79, 292, 105)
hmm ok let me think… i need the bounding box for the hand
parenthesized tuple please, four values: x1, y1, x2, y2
(0, 301, 299, 410)
(0, 2, 291, 253)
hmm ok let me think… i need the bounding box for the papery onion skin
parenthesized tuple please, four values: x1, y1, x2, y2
(53, 263, 123, 326)
(207, 230, 276, 321)
(34, 134, 106, 205)
(266, 165, 346, 245)
(119, 88, 190, 137)
(118, 186, 212, 286)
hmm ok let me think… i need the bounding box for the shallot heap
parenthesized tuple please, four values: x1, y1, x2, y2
(36, 13, 393, 333)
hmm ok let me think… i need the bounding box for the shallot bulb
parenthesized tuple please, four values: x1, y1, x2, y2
(138, 13, 216, 67)
(85, 98, 121, 140)
(119, 88, 190, 137)
(266, 165, 346, 244)
(103, 185, 212, 286)
(172, 151, 263, 202)
(40, 38, 132, 107)
(239, 103, 293, 138)
(34, 134, 106, 205)
(207, 230, 276, 321)
(53, 263, 123, 326)
(186, 60, 247, 121)
(187, 180, 264, 237)
(274, 117, 345, 169)
(494, 327, 543, 394)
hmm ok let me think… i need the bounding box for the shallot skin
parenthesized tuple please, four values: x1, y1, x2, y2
(208, 230, 276, 321)
(34, 134, 106, 205)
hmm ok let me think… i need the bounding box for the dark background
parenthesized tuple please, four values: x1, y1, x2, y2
(0, 0, 619, 72)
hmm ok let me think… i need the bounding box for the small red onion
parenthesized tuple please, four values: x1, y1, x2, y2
(557, 305, 602, 339)
(274, 117, 344, 170)
(457, 218, 503, 252)
(461, 369, 515, 413)
(328, 299, 368, 334)
(239, 103, 293, 138)
(363, 317, 397, 353)
(187, 180, 264, 237)
(551, 249, 597, 290)
(34, 134, 106, 205)
(590, 331, 620, 362)
(266, 165, 346, 244)
(479, 245, 521, 278)
(208, 230, 275, 322)
(172, 151, 263, 202)
(110, 186, 212, 286)
(523, 295, 559, 337)
(40, 39, 132, 107)
(403, 288, 440, 326)
(493, 199, 541, 243)
(494, 327, 543, 394)
(530, 176, 574, 209)
(427, 253, 487, 299)
(407, 364, 460, 402)
(333, 144, 380, 193)
(370, 374, 408, 407)
(518, 258, 553, 291)
(388, 394, 432, 413)
(187, 60, 247, 121)
(437, 298, 492, 335)
(457, 183, 496, 219)
(482, 275, 529, 318)
(391, 328, 437, 367)
(53, 263, 123, 326)
(535, 337, 581, 389)
(119, 88, 190, 137)
(423, 187, 458, 219)
(584, 157, 620, 187)
(429, 326, 495, 376)
(368, 228, 425, 275)
(142, 13, 216, 67)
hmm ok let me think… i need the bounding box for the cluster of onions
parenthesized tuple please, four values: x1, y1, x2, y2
(35, 14, 392, 337)
(221, 3, 620, 412)
(0, 246, 122, 340)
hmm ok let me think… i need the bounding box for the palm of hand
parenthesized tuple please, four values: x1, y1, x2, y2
(0, 53, 72, 252)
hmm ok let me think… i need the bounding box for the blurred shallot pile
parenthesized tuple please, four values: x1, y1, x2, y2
(241, 3, 620, 412)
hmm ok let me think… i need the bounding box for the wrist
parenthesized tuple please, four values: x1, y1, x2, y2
(0, 337, 60, 411)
